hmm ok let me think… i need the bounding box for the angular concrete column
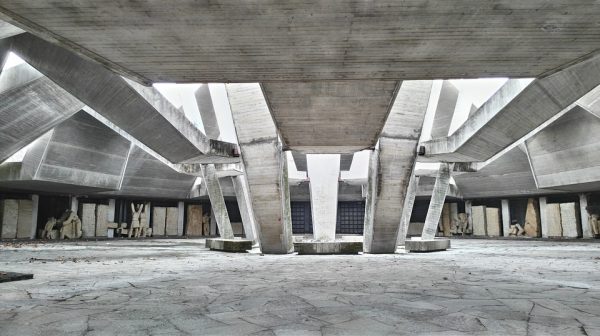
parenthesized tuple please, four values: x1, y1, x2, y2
(363, 81, 433, 253)
(579, 194, 593, 238)
(177, 201, 185, 236)
(501, 199, 511, 237)
(30, 194, 38, 239)
(226, 83, 293, 254)
(200, 164, 234, 239)
(422, 163, 454, 240)
(232, 175, 258, 243)
(397, 175, 419, 246)
(107, 199, 116, 222)
(539, 197, 549, 238)
(307, 154, 340, 241)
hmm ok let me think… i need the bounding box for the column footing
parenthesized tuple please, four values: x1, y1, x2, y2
(405, 238, 450, 252)
(294, 241, 363, 255)
(205, 238, 253, 252)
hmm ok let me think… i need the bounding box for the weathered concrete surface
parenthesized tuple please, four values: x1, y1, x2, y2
(0, 18, 22, 39)
(165, 207, 179, 236)
(8, 33, 238, 164)
(560, 203, 581, 238)
(80, 203, 96, 238)
(201, 164, 234, 240)
(307, 154, 340, 241)
(430, 81, 459, 139)
(3, 239, 600, 335)
(546, 203, 563, 238)
(262, 81, 399, 153)
(422, 52, 600, 162)
(526, 106, 600, 192)
(205, 238, 253, 252)
(397, 175, 419, 246)
(472, 206, 487, 236)
(194, 84, 220, 140)
(103, 145, 196, 199)
(0, 199, 18, 238)
(15, 199, 31, 239)
(0, 63, 83, 163)
(152, 207, 166, 237)
(421, 163, 453, 241)
(486, 207, 502, 237)
(2, 3, 600, 83)
(294, 241, 363, 255)
(364, 81, 433, 254)
(232, 175, 258, 243)
(404, 238, 450, 252)
(226, 83, 293, 254)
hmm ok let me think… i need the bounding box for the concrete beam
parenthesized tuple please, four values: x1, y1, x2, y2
(0, 63, 83, 163)
(421, 52, 600, 162)
(201, 164, 234, 239)
(262, 81, 400, 153)
(363, 80, 433, 253)
(194, 84, 220, 140)
(307, 154, 340, 241)
(226, 83, 293, 254)
(0, 19, 22, 39)
(430, 81, 459, 139)
(8, 33, 238, 164)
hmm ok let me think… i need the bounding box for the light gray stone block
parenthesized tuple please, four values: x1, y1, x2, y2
(152, 207, 166, 236)
(472, 206, 487, 236)
(546, 203, 563, 238)
(1, 200, 19, 239)
(485, 207, 501, 237)
(16, 200, 33, 239)
(81, 203, 96, 238)
(165, 207, 179, 236)
(560, 202, 581, 238)
(405, 238, 450, 252)
(95, 204, 109, 237)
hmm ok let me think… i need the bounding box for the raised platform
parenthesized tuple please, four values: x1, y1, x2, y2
(404, 238, 450, 252)
(205, 238, 253, 252)
(0, 271, 33, 283)
(294, 241, 363, 255)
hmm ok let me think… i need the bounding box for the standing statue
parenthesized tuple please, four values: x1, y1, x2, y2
(139, 204, 149, 237)
(42, 217, 57, 239)
(457, 213, 471, 235)
(129, 203, 143, 238)
(590, 214, 600, 236)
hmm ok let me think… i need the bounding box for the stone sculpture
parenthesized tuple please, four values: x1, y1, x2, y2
(590, 214, 600, 236)
(452, 213, 471, 235)
(41, 217, 57, 239)
(129, 203, 144, 238)
(139, 204, 149, 237)
(59, 210, 82, 239)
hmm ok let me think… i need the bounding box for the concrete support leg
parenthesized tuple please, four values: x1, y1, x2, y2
(30, 195, 39, 239)
(422, 163, 454, 240)
(107, 199, 116, 222)
(539, 197, 549, 238)
(363, 81, 433, 253)
(70, 196, 78, 213)
(501, 199, 510, 237)
(226, 83, 293, 254)
(579, 194, 593, 238)
(232, 175, 258, 243)
(210, 215, 217, 236)
(397, 175, 419, 246)
(201, 164, 234, 239)
(177, 201, 185, 236)
(307, 154, 340, 241)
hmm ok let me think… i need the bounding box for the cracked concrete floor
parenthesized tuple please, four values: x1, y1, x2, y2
(1, 239, 599, 336)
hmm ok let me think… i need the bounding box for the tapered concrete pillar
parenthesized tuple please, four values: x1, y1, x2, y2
(30, 195, 38, 239)
(194, 84, 220, 140)
(397, 175, 419, 246)
(539, 197, 549, 238)
(579, 194, 593, 238)
(107, 199, 116, 222)
(307, 154, 340, 241)
(232, 175, 258, 243)
(501, 199, 510, 237)
(201, 164, 234, 239)
(177, 201, 185, 236)
(364, 81, 433, 253)
(226, 83, 293, 254)
(422, 163, 454, 240)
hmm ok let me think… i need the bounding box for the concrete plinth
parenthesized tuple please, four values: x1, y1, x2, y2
(294, 242, 363, 255)
(205, 238, 253, 252)
(405, 238, 451, 253)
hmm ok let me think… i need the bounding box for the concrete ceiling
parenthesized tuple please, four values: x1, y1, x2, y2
(1, 2, 600, 83)
(263, 81, 399, 153)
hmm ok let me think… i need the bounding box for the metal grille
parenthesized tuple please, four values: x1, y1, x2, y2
(336, 201, 365, 234)
(291, 202, 312, 234)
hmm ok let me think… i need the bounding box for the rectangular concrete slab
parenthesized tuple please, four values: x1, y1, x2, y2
(16, 199, 32, 239)
(560, 203, 581, 238)
(186, 204, 203, 236)
(294, 242, 363, 255)
(546, 203, 563, 238)
(81, 203, 96, 238)
(472, 206, 487, 236)
(165, 207, 179, 236)
(152, 207, 166, 236)
(486, 207, 502, 237)
(95, 204, 108, 237)
(0, 199, 18, 239)
(205, 238, 252, 252)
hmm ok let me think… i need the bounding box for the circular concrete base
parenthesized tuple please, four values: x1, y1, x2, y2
(404, 238, 450, 252)
(205, 238, 253, 252)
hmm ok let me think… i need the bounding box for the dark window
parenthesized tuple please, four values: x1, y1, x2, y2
(336, 201, 365, 234)
(291, 202, 312, 234)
